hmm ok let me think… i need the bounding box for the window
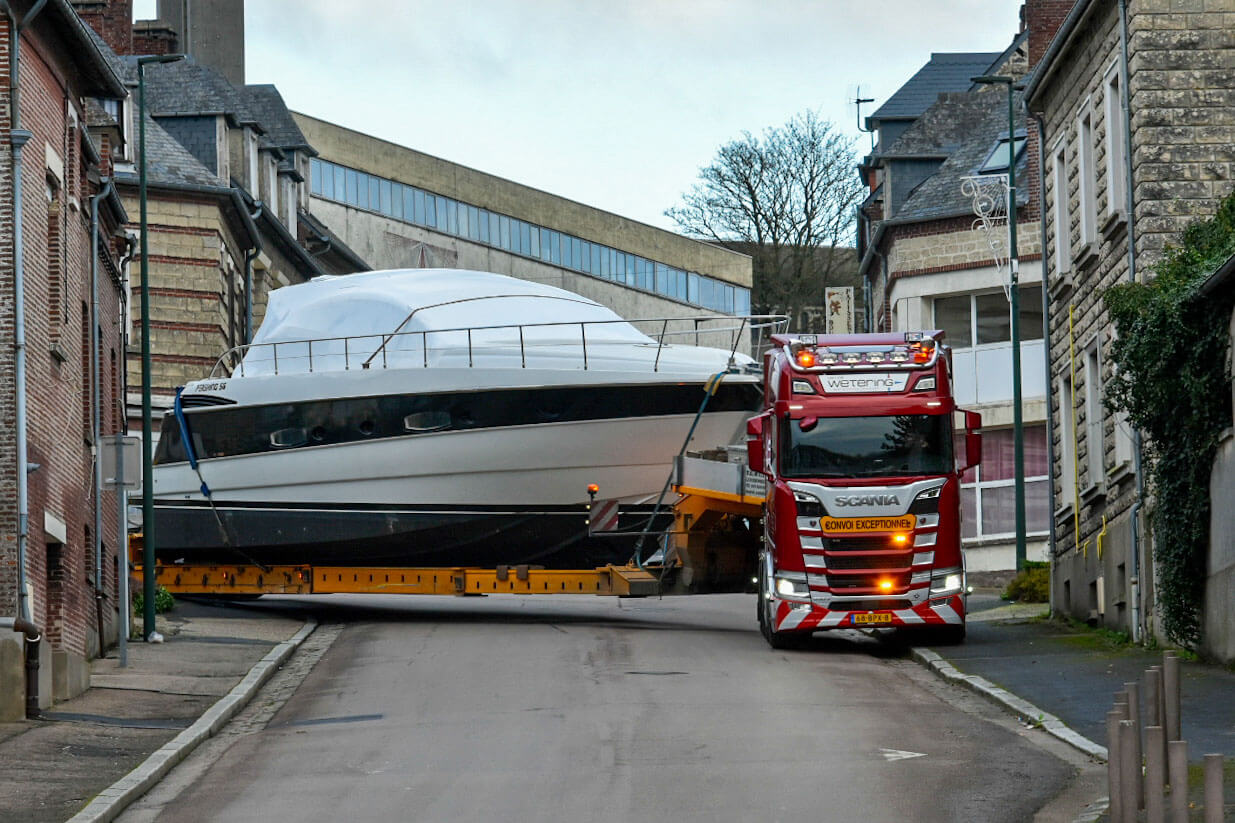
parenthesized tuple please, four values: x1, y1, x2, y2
(306, 158, 749, 313)
(933, 288, 1044, 349)
(1058, 375, 1075, 508)
(1083, 340, 1104, 490)
(934, 295, 972, 348)
(978, 132, 1027, 174)
(1076, 104, 1097, 248)
(958, 425, 1050, 540)
(1104, 65, 1126, 220)
(1052, 142, 1071, 275)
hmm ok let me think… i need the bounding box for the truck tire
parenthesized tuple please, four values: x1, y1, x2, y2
(757, 564, 806, 650)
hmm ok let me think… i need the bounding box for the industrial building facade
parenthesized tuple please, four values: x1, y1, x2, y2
(295, 114, 754, 328)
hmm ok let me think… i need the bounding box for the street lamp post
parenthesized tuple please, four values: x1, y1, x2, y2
(137, 54, 185, 640)
(972, 74, 1027, 572)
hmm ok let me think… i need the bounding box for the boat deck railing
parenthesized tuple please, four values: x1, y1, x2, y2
(210, 313, 789, 378)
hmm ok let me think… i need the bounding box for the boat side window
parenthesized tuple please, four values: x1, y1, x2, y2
(269, 427, 308, 449)
(404, 411, 451, 432)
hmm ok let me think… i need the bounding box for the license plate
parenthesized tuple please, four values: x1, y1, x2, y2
(820, 515, 915, 534)
(852, 612, 893, 625)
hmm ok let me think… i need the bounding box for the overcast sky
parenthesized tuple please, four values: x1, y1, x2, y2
(134, 1, 1022, 232)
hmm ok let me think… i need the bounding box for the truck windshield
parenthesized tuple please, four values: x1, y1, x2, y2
(781, 414, 952, 479)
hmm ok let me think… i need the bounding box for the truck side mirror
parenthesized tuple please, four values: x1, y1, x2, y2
(746, 415, 765, 475)
(962, 410, 982, 472)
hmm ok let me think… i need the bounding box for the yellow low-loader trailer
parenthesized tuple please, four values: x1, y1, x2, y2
(143, 456, 765, 599)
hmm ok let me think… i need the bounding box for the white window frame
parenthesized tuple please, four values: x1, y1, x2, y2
(1053, 139, 1071, 275)
(1110, 325, 1135, 468)
(960, 425, 1050, 541)
(1058, 374, 1076, 510)
(1083, 338, 1104, 491)
(1076, 101, 1097, 249)
(1103, 61, 1126, 221)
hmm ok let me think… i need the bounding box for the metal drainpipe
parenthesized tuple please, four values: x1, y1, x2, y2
(117, 233, 136, 668)
(1119, 0, 1145, 644)
(0, 617, 41, 718)
(1029, 108, 1059, 615)
(3, 0, 49, 635)
(89, 178, 114, 659)
(244, 203, 263, 345)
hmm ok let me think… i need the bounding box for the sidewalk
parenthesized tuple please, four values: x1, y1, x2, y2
(919, 591, 1235, 817)
(0, 599, 310, 823)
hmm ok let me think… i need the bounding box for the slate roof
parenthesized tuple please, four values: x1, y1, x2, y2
(124, 56, 260, 128)
(241, 85, 314, 153)
(881, 90, 997, 158)
(867, 52, 1003, 127)
(114, 111, 225, 189)
(892, 89, 1029, 223)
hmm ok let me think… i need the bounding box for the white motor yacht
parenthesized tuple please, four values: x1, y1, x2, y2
(151, 268, 777, 568)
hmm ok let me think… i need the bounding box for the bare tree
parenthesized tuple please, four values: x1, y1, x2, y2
(666, 110, 863, 327)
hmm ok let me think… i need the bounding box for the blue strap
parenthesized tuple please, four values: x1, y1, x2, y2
(173, 387, 210, 497)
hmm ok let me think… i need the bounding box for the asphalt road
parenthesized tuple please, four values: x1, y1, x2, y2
(123, 594, 1077, 823)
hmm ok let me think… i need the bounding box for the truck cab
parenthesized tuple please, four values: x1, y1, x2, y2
(746, 331, 981, 647)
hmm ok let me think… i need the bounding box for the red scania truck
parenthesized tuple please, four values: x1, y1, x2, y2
(746, 331, 982, 648)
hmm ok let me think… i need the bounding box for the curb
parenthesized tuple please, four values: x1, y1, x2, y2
(910, 647, 1108, 762)
(66, 618, 319, 823)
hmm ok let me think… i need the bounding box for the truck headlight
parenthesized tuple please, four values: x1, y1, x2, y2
(775, 575, 810, 600)
(930, 569, 964, 595)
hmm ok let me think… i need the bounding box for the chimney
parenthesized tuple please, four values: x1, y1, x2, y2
(157, 0, 246, 86)
(1022, 0, 1075, 69)
(71, 0, 134, 55)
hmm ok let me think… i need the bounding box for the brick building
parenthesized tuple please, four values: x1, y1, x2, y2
(1025, 0, 1235, 641)
(856, 28, 1056, 572)
(0, 0, 128, 717)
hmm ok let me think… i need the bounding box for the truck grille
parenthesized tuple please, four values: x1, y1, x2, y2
(823, 536, 893, 552)
(825, 553, 911, 571)
(826, 572, 910, 591)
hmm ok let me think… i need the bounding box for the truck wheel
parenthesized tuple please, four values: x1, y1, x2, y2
(757, 565, 805, 650)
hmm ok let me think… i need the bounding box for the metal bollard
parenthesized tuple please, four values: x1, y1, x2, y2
(1120, 721, 1139, 823)
(1125, 681, 1144, 809)
(1108, 710, 1125, 823)
(1168, 740, 1189, 823)
(1147, 667, 1166, 768)
(1203, 754, 1223, 823)
(1163, 652, 1181, 742)
(1146, 726, 1165, 823)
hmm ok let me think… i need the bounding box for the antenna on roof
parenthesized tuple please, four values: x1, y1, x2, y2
(852, 85, 876, 148)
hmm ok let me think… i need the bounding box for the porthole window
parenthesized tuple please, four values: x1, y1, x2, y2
(403, 411, 450, 432)
(358, 420, 375, 436)
(269, 427, 307, 448)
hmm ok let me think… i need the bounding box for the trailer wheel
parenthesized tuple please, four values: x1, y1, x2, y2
(757, 564, 805, 650)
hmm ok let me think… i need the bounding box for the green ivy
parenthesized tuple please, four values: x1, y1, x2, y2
(1104, 190, 1235, 647)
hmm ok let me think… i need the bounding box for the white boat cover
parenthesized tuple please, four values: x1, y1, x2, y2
(239, 269, 749, 375)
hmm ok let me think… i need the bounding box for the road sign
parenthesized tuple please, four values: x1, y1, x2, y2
(587, 499, 620, 534)
(102, 434, 141, 489)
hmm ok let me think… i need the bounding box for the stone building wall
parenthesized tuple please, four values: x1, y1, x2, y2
(1031, 0, 1235, 633)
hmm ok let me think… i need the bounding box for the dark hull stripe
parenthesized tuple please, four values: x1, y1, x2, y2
(156, 381, 760, 465)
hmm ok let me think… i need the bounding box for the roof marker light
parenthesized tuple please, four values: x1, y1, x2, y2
(796, 350, 817, 368)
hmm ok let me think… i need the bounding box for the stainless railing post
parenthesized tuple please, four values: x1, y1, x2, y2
(654, 319, 668, 372)
(519, 326, 526, 368)
(467, 329, 473, 368)
(344, 337, 349, 370)
(308, 339, 313, 373)
(581, 323, 588, 370)
(272, 343, 279, 375)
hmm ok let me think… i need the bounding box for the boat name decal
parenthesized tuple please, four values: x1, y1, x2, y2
(192, 381, 228, 392)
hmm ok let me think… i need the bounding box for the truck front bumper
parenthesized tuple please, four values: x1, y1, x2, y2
(770, 592, 966, 634)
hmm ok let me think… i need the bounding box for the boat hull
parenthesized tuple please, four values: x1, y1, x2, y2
(152, 410, 749, 568)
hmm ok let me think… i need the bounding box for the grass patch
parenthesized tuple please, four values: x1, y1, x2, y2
(1055, 616, 1133, 650)
(1002, 561, 1049, 603)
